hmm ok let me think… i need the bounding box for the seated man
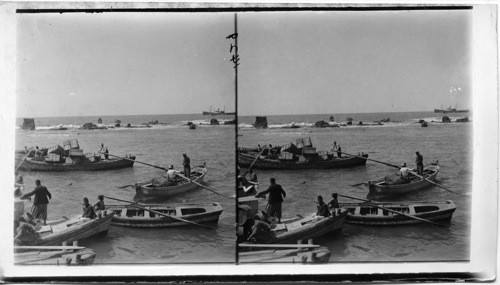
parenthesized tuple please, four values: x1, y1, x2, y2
(82, 197, 96, 219)
(315, 195, 330, 218)
(327, 193, 340, 210)
(247, 219, 275, 244)
(399, 163, 411, 183)
(14, 221, 40, 246)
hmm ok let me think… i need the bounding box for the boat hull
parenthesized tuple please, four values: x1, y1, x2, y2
(106, 203, 223, 228)
(38, 213, 114, 246)
(16, 156, 135, 172)
(15, 248, 96, 265)
(239, 246, 331, 263)
(134, 166, 207, 202)
(341, 201, 456, 226)
(367, 164, 440, 200)
(269, 210, 348, 244)
(237, 152, 368, 170)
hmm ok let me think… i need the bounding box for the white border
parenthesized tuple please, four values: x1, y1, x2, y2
(0, 2, 497, 280)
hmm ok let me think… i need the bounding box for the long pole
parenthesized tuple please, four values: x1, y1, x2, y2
(175, 173, 232, 199)
(100, 152, 168, 171)
(243, 146, 267, 176)
(104, 196, 216, 230)
(337, 194, 447, 227)
(15, 147, 33, 172)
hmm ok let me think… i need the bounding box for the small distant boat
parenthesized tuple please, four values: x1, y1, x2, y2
(34, 212, 114, 246)
(238, 244, 331, 263)
(134, 164, 208, 202)
(367, 163, 440, 200)
(189, 124, 197, 129)
(340, 200, 456, 226)
(264, 210, 348, 244)
(106, 202, 223, 228)
(421, 121, 428, 127)
(15, 246, 96, 265)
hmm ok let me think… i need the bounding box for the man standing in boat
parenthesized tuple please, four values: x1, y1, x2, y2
(415, 151, 424, 175)
(100, 143, 109, 160)
(255, 178, 286, 223)
(331, 141, 338, 157)
(21, 179, 52, 225)
(182, 154, 191, 179)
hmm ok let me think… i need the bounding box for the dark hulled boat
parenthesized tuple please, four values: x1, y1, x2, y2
(16, 155, 135, 171)
(238, 151, 368, 170)
(367, 163, 440, 200)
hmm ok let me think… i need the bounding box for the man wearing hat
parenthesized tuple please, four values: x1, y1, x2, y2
(100, 143, 109, 160)
(94, 195, 106, 217)
(166, 165, 179, 185)
(328, 193, 339, 210)
(255, 178, 286, 223)
(400, 163, 410, 182)
(315, 195, 330, 218)
(415, 151, 424, 175)
(21, 179, 51, 225)
(182, 154, 191, 179)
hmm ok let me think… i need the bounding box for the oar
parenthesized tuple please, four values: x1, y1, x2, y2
(15, 147, 34, 172)
(338, 151, 400, 169)
(350, 182, 367, 187)
(116, 178, 152, 189)
(243, 147, 267, 175)
(175, 173, 232, 199)
(408, 170, 467, 196)
(100, 152, 168, 172)
(103, 196, 216, 230)
(337, 194, 447, 227)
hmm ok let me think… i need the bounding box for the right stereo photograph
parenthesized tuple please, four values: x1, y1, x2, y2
(236, 9, 473, 264)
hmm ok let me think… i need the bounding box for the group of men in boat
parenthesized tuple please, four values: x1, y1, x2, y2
(387, 151, 425, 184)
(238, 177, 342, 243)
(14, 179, 108, 245)
(151, 154, 192, 187)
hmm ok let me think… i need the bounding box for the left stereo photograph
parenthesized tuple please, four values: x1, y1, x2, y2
(13, 12, 237, 265)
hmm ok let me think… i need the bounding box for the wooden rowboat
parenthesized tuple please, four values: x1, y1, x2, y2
(367, 163, 440, 200)
(16, 155, 135, 172)
(134, 164, 207, 202)
(238, 244, 331, 263)
(238, 151, 368, 170)
(105, 202, 223, 228)
(15, 246, 96, 266)
(340, 200, 456, 226)
(262, 209, 348, 244)
(36, 212, 114, 246)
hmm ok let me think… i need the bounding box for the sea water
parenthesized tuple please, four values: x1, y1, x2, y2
(14, 111, 472, 263)
(237, 112, 471, 262)
(15, 114, 236, 264)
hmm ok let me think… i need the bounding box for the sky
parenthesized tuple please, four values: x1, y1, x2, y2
(238, 10, 472, 116)
(16, 12, 236, 117)
(16, 10, 471, 117)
